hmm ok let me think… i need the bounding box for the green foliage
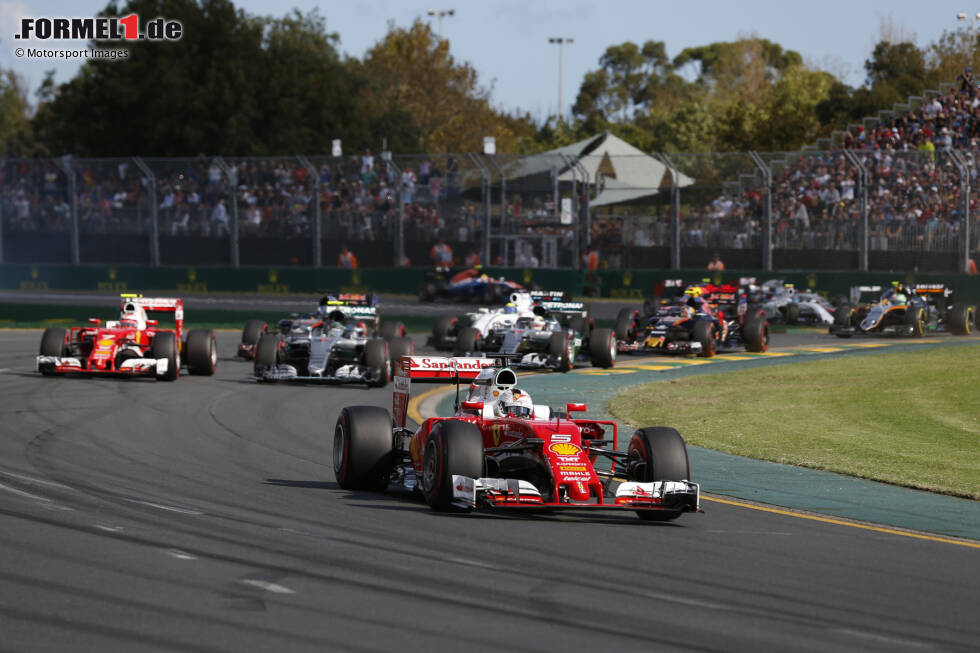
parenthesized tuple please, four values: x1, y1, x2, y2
(0, 70, 33, 155)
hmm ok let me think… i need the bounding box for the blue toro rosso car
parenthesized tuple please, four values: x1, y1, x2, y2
(419, 267, 525, 304)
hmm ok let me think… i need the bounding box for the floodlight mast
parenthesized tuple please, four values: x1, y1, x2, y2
(548, 37, 574, 121)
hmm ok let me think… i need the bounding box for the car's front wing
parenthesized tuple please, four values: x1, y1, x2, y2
(36, 355, 168, 378)
(256, 363, 384, 384)
(451, 475, 701, 514)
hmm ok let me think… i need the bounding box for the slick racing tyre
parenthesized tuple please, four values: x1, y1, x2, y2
(388, 336, 414, 371)
(186, 329, 217, 375)
(379, 321, 407, 341)
(614, 307, 635, 341)
(254, 334, 281, 376)
(549, 331, 574, 373)
(151, 331, 179, 381)
(588, 327, 616, 369)
(419, 282, 437, 302)
(364, 338, 391, 387)
(628, 427, 690, 522)
(454, 327, 481, 355)
(832, 304, 854, 337)
(333, 406, 394, 491)
(240, 320, 267, 359)
(693, 320, 716, 358)
(948, 304, 975, 335)
(906, 306, 926, 337)
(421, 420, 484, 512)
(39, 327, 67, 376)
(743, 314, 769, 353)
(432, 315, 456, 350)
(782, 302, 800, 325)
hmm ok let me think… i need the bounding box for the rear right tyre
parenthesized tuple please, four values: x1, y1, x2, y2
(186, 329, 217, 375)
(743, 314, 769, 353)
(949, 304, 975, 335)
(588, 327, 616, 368)
(614, 308, 634, 341)
(693, 320, 716, 357)
(432, 315, 456, 350)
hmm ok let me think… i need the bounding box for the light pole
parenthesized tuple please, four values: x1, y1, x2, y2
(548, 37, 573, 121)
(427, 8, 455, 40)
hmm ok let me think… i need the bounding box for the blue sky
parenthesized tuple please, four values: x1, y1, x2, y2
(2, 1, 975, 119)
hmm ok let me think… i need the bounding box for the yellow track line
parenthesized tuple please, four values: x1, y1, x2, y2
(702, 494, 980, 549)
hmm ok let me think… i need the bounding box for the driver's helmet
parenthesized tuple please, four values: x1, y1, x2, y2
(503, 302, 517, 314)
(119, 302, 146, 329)
(530, 315, 547, 330)
(683, 305, 695, 318)
(684, 287, 703, 298)
(499, 388, 533, 418)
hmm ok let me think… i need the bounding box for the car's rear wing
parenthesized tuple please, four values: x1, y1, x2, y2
(318, 291, 380, 307)
(910, 283, 952, 298)
(119, 294, 184, 334)
(393, 355, 499, 427)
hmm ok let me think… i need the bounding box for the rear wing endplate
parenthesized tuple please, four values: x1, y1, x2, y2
(393, 356, 498, 428)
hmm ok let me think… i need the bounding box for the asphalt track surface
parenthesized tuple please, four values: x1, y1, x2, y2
(1, 329, 978, 652)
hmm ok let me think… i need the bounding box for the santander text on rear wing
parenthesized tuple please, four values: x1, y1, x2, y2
(393, 356, 498, 427)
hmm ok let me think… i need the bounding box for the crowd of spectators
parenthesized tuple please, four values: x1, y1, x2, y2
(3, 75, 979, 267)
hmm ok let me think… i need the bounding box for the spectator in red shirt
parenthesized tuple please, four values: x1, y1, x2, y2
(338, 244, 358, 269)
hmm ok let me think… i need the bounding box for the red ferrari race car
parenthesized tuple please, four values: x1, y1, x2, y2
(36, 294, 217, 381)
(332, 356, 701, 521)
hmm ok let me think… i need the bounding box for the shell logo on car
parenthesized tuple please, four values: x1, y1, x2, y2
(549, 442, 581, 456)
(98, 337, 115, 347)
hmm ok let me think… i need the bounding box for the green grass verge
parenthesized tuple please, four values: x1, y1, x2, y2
(609, 346, 980, 500)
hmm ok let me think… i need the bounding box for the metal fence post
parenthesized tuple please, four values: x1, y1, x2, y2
(215, 157, 239, 267)
(486, 155, 506, 238)
(132, 158, 159, 266)
(55, 156, 80, 264)
(844, 149, 868, 271)
(297, 155, 320, 267)
(949, 149, 970, 273)
(748, 152, 772, 271)
(569, 154, 589, 270)
(658, 153, 681, 270)
(467, 153, 492, 265)
(384, 156, 404, 266)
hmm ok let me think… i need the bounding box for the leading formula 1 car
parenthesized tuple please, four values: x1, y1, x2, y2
(253, 293, 413, 386)
(617, 282, 769, 357)
(238, 292, 407, 360)
(332, 356, 701, 520)
(830, 283, 976, 337)
(36, 294, 216, 381)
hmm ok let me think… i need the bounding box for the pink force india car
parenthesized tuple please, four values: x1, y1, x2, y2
(332, 355, 701, 521)
(36, 294, 217, 381)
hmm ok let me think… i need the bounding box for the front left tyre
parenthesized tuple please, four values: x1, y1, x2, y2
(421, 420, 484, 512)
(151, 331, 179, 381)
(333, 406, 394, 491)
(628, 427, 690, 522)
(39, 328, 67, 376)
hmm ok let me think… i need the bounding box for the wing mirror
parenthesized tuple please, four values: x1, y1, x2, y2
(88, 318, 101, 326)
(566, 402, 587, 413)
(461, 400, 484, 412)
(146, 319, 158, 327)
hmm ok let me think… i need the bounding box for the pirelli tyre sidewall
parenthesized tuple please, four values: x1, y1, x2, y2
(364, 338, 391, 387)
(694, 320, 716, 358)
(254, 334, 281, 376)
(186, 329, 217, 375)
(743, 314, 769, 353)
(588, 327, 616, 368)
(151, 331, 179, 381)
(39, 327, 67, 375)
(333, 406, 394, 491)
(422, 420, 483, 512)
(628, 427, 690, 522)
(240, 320, 267, 357)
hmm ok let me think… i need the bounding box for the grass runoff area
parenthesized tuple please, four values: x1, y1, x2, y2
(610, 345, 980, 500)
